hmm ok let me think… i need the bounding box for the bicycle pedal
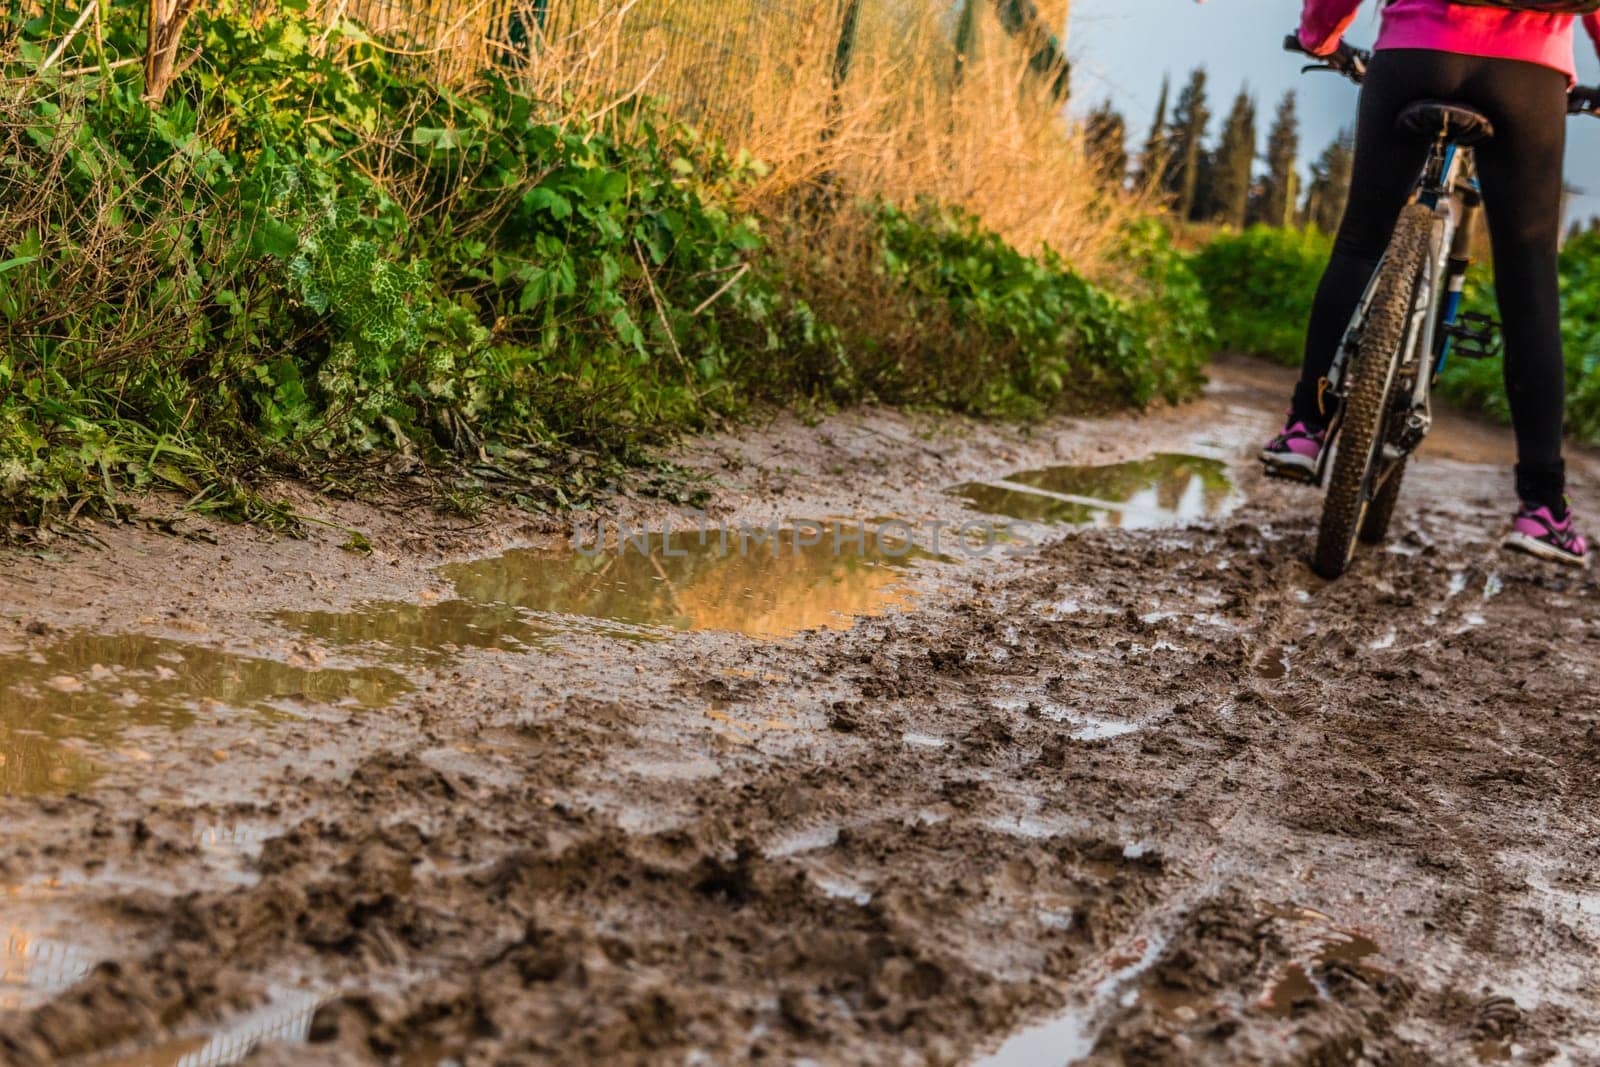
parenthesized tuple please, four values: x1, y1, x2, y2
(1442, 311, 1502, 360)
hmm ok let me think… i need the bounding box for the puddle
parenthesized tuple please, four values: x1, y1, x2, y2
(1, 923, 97, 1010)
(0, 633, 410, 796)
(952, 453, 1237, 529)
(1260, 902, 1387, 1018)
(984, 813, 1086, 840)
(948, 483, 1109, 527)
(1261, 930, 1384, 1017)
(1254, 647, 1291, 680)
(1069, 718, 1142, 742)
(272, 599, 553, 665)
(1474, 1037, 1515, 1064)
(901, 731, 948, 749)
(1001, 698, 1144, 742)
(974, 935, 1169, 1066)
(807, 864, 874, 907)
(433, 522, 931, 640)
(95, 986, 322, 1066)
(764, 824, 842, 859)
(1263, 962, 1320, 1017)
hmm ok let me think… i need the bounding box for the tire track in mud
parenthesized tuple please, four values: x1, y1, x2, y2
(3, 360, 1600, 1064)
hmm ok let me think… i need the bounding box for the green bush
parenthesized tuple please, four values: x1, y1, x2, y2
(0, 0, 1217, 531)
(1438, 232, 1600, 444)
(0, 1, 814, 524)
(859, 205, 1209, 415)
(1192, 226, 1331, 365)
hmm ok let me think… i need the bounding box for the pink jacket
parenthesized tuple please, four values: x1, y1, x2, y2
(1301, 0, 1600, 81)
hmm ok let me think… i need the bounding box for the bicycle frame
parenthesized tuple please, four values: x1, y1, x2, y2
(1311, 134, 1480, 486)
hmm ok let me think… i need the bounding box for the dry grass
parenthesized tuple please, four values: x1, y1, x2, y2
(326, 0, 1143, 277)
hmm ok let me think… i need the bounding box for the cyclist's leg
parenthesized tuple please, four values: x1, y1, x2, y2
(1465, 59, 1569, 514)
(1289, 51, 1452, 429)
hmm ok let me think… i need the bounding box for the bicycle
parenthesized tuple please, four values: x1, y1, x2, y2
(1278, 35, 1600, 579)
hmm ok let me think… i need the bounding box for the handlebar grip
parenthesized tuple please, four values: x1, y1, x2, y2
(1284, 32, 1309, 55)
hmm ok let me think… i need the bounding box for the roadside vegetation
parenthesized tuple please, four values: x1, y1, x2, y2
(0, 0, 1212, 534)
(1435, 231, 1600, 441)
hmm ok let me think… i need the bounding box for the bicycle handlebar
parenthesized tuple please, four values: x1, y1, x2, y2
(1283, 33, 1369, 84)
(1284, 31, 1600, 116)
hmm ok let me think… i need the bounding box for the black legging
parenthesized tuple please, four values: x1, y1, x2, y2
(1293, 49, 1570, 509)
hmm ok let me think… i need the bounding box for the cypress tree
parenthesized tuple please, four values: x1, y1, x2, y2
(1208, 89, 1257, 228)
(1303, 126, 1355, 233)
(1084, 99, 1128, 187)
(1191, 148, 1217, 222)
(1164, 67, 1210, 220)
(1138, 75, 1170, 189)
(1258, 90, 1300, 228)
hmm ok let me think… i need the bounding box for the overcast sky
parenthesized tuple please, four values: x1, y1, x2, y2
(1066, 0, 1600, 222)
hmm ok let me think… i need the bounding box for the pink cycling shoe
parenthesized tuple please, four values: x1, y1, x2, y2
(1503, 501, 1589, 568)
(1260, 416, 1326, 481)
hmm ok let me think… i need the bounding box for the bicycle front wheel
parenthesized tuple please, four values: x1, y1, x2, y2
(1314, 204, 1433, 579)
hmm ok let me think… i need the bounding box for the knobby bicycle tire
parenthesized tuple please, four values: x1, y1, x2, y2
(1360, 457, 1406, 544)
(1315, 204, 1433, 578)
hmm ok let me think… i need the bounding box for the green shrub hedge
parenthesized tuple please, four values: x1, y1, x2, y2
(1192, 226, 1332, 365)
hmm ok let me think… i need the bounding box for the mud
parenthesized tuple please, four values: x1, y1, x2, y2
(1, 355, 1599, 1065)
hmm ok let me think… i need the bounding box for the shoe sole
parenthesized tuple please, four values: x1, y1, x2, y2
(1502, 531, 1590, 569)
(1260, 449, 1318, 483)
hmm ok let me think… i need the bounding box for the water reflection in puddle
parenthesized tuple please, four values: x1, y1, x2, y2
(273, 598, 554, 665)
(810, 871, 873, 906)
(951, 453, 1237, 529)
(975, 934, 1168, 1066)
(901, 731, 948, 749)
(0, 633, 409, 796)
(439, 522, 931, 639)
(95, 987, 322, 1067)
(1002, 698, 1145, 743)
(5, 907, 323, 1060)
(1, 923, 96, 1010)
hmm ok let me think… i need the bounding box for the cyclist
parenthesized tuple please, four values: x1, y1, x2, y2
(1260, 0, 1600, 567)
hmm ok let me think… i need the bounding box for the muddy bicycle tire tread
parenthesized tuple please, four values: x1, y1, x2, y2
(1315, 205, 1433, 578)
(1361, 457, 1407, 544)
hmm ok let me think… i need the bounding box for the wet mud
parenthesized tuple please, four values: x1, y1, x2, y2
(2, 356, 1599, 1065)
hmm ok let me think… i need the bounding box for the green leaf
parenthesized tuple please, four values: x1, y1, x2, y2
(523, 187, 572, 220)
(413, 126, 462, 150)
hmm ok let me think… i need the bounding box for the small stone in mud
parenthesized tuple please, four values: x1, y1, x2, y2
(45, 674, 84, 692)
(829, 701, 864, 732)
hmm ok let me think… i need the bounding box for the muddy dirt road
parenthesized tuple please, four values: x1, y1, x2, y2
(1, 355, 1598, 1066)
